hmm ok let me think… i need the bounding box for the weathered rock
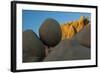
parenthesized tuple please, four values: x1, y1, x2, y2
(73, 24, 91, 48)
(60, 16, 90, 40)
(61, 24, 76, 40)
(39, 18, 62, 47)
(44, 39, 90, 61)
(23, 30, 45, 62)
(76, 16, 85, 32)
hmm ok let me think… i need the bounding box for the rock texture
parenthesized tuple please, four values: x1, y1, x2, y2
(72, 24, 91, 48)
(60, 16, 90, 40)
(61, 23, 76, 40)
(44, 21, 91, 61)
(39, 18, 62, 47)
(22, 16, 91, 62)
(44, 39, 90, 61)
(23, 30, 45, 62)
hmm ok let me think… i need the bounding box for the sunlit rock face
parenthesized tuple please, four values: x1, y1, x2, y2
(60, 16, 90, 40)
(75, 16, 85, 32)
(61, 23, 76, 40)
(39, 18, 62, 47)
(23, 30, 45, 62)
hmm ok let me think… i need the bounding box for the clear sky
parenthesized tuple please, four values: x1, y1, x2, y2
(22, 10, 90, 36)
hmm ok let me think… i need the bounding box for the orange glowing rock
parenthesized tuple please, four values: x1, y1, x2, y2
(60, 16, 89, 40)
(61, 23, 76, 40)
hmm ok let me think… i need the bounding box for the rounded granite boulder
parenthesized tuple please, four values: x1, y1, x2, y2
(39, 18, 62, 47)
(23, 30, 45, 62)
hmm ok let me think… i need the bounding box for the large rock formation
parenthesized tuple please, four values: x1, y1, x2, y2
(22, 16, 91, 62)
(44, 23, 91, 61)
(23, 30, 45, 62)
(39, 18, 62, 47)
(72, 24, 91, 48)
(74, 16, 85, 32)
(44, 39, 90, 61)
(61, 23, 76, 40)
(60, 16, 90, 40)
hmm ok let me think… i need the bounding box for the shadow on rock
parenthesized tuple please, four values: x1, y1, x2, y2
(23, 30, 45, 62)
(44, 24, 91, 61)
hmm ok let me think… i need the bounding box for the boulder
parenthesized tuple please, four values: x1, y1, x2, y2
(44, 39, 90, 61)
(23, 30, 45, 62)
(73, 24, 91, 48)
(39, 18, 62, 47)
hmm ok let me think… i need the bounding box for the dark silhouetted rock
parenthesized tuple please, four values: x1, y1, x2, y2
(73, 24, 91, 48)
(44, 39, 90, 61)
(39, 18, 62, 47)
(23, 30, 45, 62)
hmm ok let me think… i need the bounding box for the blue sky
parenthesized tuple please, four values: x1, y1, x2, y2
(22, 10, 90, 36)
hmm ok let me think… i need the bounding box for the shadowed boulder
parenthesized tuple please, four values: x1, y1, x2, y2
(44, 39, 90, 61)
(39, 18, 62, 47)
(73, 24, 91, 48)
(23, 30, 45, 62)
